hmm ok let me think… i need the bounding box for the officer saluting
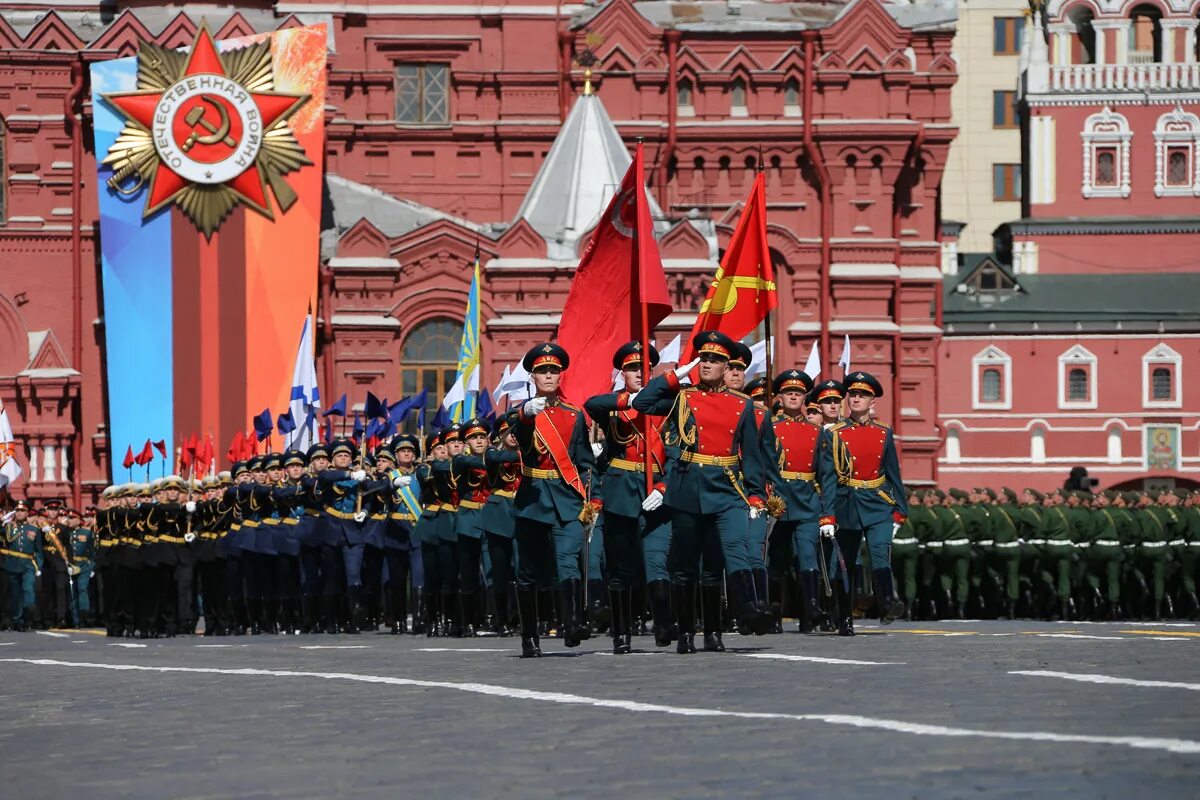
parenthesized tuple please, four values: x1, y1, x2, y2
(585, 340, 672, 654)
(512, 342, 595, 658)
(758, 369, 837, 632)
(827, 372, 908, 634)
(633, 330, 772, 654)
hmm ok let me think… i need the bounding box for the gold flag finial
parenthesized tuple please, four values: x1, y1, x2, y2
(576, 47, 598, 97)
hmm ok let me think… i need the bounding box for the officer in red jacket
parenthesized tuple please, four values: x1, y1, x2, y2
(633, 330, 772, 654)
(585, 340, 672, 655)
(827, 371, 908, 635)
(512, 342, 596, 658)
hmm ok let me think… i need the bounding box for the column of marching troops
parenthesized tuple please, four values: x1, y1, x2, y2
(3, 333, 1199, 649)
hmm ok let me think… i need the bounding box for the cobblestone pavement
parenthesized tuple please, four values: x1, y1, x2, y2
(0, 620, 1197, 799)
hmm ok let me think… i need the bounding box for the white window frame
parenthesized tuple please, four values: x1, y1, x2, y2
(730, 76, 748, 118)
(1106, 425, 1123, 464)
(1030, 424, 1047, 464)
(1154, 107, 1200, 198)
(677, 76, 695, 118)
(945, 427, 961, 463)
(783, 77, 801, 118)
(1057, 344, 1098, 410)
(1142, 342, 1182, 409)
(1081, 106, 1131, 199)
(971, 345, 1012, 410)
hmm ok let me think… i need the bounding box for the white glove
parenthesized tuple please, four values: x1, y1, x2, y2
(748, 506, 762, 520)
(820, 524, 836, 539)
(591, 442, 604, 458)
(523, 397, 547, 417)
(392, 474, 413, 489)
(625, 390, 640, 405)
(642, 489, 664, 512)
(892, 522, 901, 540)
(185, 501, 197, 514)
(350, 470, 367, 482)
(184, 532, 196, 544)
(42, 525, 53, 533)
(673, 357, 701, 385)
(353, 510, 367, 523)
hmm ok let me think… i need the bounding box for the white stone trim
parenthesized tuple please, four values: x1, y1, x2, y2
(971, 345, 1013, 411)
(1081, 106, 1131, 199)
(1058, 344, 1098, 410)
(1142, 342, 1183, 409)
(1153, 106, 1200, 197)
(1030, 116, 1056, 207)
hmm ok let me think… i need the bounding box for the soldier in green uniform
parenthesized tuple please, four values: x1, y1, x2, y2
(482, 414, 521, 636)
(960, 489, 993, 617)
(931, 489, 970, 618)
(68, 507, 96, 626)
(1132, 491, 1175, 619)
(890, 489, 923, 620)
(3, 500, 43, 631)
(1177, 490, 1200, 619)
(1035, 489, 1076, 620)
(986, 489, 1022, 619)
(416, 432, 446, 636)
(1087, 491, 1126, 620)
(909, 490, 945, 619)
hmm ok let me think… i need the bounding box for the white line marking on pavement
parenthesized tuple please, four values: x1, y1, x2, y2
(108, 643, 146, 648)
(299, 645, 371, 650)
(6, 657, 1199, 756)
(1146, 637, 1189, 642)
(738, 653, 904, 666)
(36, 631, 69, 638)
(195, 644, 246, 648)
(417, 648, 511, 653)
(1012, 670, 1200, 692)
(0, 642, 13, 646)
(1036, 634, 1128, 641)
(71, 640, 89, 644)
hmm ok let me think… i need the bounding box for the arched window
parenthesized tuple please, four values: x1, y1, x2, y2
(1152, 367, 1172, 401)
(783, 77, 800, 117)
(677, 77, 694, 115)
(1154, 107, 1200, 197)
(1068, 368, 1088, 401)
(981, 368, 1002, 403)
(730, 77, 747, 117)
(1128, 4, 1162, 63)
(1107, 426, 1123, 464)
(945, 428, 961, 463)
(1030, 426, 1046, 464)
(1082, 107, 1131, 198)
(400, 318, 461, 431)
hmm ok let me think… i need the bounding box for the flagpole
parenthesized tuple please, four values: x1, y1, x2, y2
(757, 159, 775, 412)
(634, 141, 654, 497)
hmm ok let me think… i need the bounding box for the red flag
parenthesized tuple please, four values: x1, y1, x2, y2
(134, 439, 154, 467)
(680, 171, 776, 361)
(243, 430, 258, 460)
(198, 433, 215, 476)
(122, 445, 135, 470)
(227, 430, 243, 465)
(180, 434, 196, 472)
(152, 439, 168, 460)
(558, 143, 671, 402)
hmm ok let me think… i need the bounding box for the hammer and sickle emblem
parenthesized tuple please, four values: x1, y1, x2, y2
(609, 189, 635, 238)
(182, 95, 236, 152)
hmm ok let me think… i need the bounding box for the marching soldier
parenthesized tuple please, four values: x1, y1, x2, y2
(1178, 490, 1200, 619)
(512, 342, 596, 657)
(988, 489, 1023, 619)
(382, 436, 421, 634)
(758, 368, 837, 634)
(316, 438, 374, 634)
(195, 474, 231, 636)
(890, 490, 923, 621)
(827, 372, 907, 633)
(416, 432, 447, 636)
(585, 340, 672, 654)
(68, 507, 96, 626)
(633, 331, 772, 653)
(299, 443, 331, 633)
(432, 424, 464, 636)
(3, 500, 43, 631)
(272, 450, 310, 634)
(40, 499, 73, 628)
(483, 413, 521, 636)
(452, 418, 494, 637)
(812, 380, 845, 428)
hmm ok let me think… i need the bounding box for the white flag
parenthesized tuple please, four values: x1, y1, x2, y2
(657, 333, 682, 364)
(287, 314, 321, 451)
(744, 337, 775, 379)
(804, 341, 821, 382)
(838, 334, 852, 373)
(493, 365, 512, 403)
(497, 359, 530, 402)
(612, 369, 624, 391)
(442, 370, 468, 411)
(0, 400, 23, 490)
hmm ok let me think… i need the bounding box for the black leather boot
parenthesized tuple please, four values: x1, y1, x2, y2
(458, 591, 477, 637)
(517, 587, 541, 658)
(344, 588, 364, 634)
(673, 583, 697, 654)
(730, 570, 771, 636)
(648, 579, 676, 647)
(701, 584, 725, 652)
(800, 570, 821, 633)
(835, 572, 856, 637)
(873, 568, 905, 625)
(610, 588, 631, 655)
(492, 589, 513, 637)
(390, 588, 407, 635)
(558, 579, 588, 647)
(587, 579, 610, 633)
(411, 589, 426, 635)
(424, 590, 439, 637)
(767, 577, 785, 634)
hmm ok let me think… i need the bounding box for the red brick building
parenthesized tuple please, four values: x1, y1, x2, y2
(0, 0, 958, 504)
(937, 2, 1200, 492)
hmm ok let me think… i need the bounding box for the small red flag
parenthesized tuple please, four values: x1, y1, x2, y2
(122, 445, 135, 470)
(558, 142, 672, 402)
(198, 433, 215, 476)
(134, 439, 154, 467)
(681, 170, 776, 362)
(227, 430, 245, 465)
(152, 439, 168, 460)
